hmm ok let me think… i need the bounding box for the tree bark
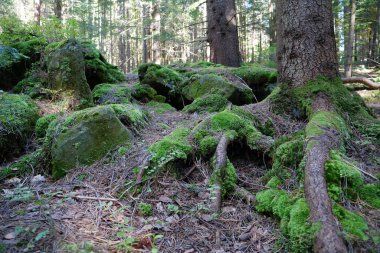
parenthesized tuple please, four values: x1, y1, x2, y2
(151, 1, 161, 64)
(206, 0, 242, 67)
(276, 1, 347, 252)
(276, 0, 339, 87)
(54, 0, 62, 20)
(118, 0, 127, 73)
(344, 0, 356, 77)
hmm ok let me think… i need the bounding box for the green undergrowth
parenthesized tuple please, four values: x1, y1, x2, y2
(0, 150, 43, 180)
(333, 205, 369, 241)
(148, 128, 192, 176)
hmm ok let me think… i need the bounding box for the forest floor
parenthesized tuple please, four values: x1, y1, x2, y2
(1, 73, 379, 253)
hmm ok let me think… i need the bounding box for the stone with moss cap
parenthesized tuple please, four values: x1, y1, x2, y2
(0, 46, 30, 90)
(183, 94, 228, 113)
(92, 83, 133, 104)
(46, 104, 147, 179)
(46, 39, 93, 109)
(35, 114, 58, 138)
(148, 128, 192, 176)
(0, 93, 39, 162)
(180, 74, 254, 105)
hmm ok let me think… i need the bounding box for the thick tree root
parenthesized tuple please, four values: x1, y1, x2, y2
(211, 134, 230, 213)
(304, 93, 347, 253)
(342, 77, 380, 89)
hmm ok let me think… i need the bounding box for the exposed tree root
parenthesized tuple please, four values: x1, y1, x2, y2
(211, 133, 230, 213)
(342, 77, 380, 89)
(234, 185, 256, 204)
(304, 93, 347, 253)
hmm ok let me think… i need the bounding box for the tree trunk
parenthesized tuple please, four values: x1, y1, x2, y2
(206, 0, 242, 67)
(276, 0, 339, 87)
(35, 0, 43, 25)
(142, 3, 150, 64)
(344, 0, 356, 77)
(151, 1, 161, 64)
(276, 1, 347, 252)
(118, 0, 126, 73)
(54, 0, 62, 20)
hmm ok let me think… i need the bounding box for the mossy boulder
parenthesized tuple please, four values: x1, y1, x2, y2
(183, 94, 229, 113)
(81, 41, 125, 88)
(35, 114, 58, 138)
(0, 46, 30, 91)
(180, 74, 254, 105)
(46, 104, 147, 179)
(138, 63, 183, 100)
(92, 83, 133, 104)
(46, 39, 93, 108)
(232, 66, 277, 101)
(0, 93, 39, 162)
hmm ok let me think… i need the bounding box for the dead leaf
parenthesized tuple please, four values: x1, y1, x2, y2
(4, 232, 15, 240)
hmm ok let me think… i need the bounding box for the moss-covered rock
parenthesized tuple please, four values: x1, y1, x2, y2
(46, 39, 93, 108)
(180, 74, 254, 105)
(81, 41, 125, 88)
(232, 65, 277, 101)
(183, 94, 228, 113)
(45, 105, 141, 179)
(146, 101, 176, 114)
(138, 63, 183, 107)
(148, 128, 192, 176)
(131, 82, 157, 102)
(0, 46, 30, 90)
(92, 83, 132, 104)
(0, 93, 39, 162)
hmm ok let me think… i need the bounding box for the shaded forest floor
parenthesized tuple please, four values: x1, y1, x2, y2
(1, 71, 380, 253)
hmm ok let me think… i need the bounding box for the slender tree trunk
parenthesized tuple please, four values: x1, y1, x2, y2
(118, 0, 126, 73)
(268, 0, 276, 47)
(35, 0, 43, 25)
(344, 0, 356, 77)
(54, 0, 62, 20)
(206, 0, 242, 67)
(142, 3, 150, 64)
(151, 1, 161, 64)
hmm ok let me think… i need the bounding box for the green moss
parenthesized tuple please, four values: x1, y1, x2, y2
(325, 150, 364, 201)
(333, 205, 369, 241)
(131, 82, 157, 101)
(183, 94, 228, 113)
(210, 160, 238, 198)
(13, 37, 47, 57)
(148, 128, 192, 175)
(35, 114, 58, 138)
(0, 150, 42, 180)
(266, 176, 282, 188)
(0, 93, 39, 161)
(232, 65, 277, 101)
(92, 83, 132, 104)
(153, 95, 166, 103)
(199, 136, 219, 156)
(109, 104, 149, 129)
(180, 74, 253, 105)
(265, 134, 304, 182)
(138, 63, 183, 96)
(146, 101, 176, 114)
(256, 189, 316, 252)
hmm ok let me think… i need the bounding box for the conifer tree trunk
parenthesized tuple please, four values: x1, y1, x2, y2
(276, 1, 347, 252)
(206, 0, 242, 67)
(54, 0, 62, 20)
(344, 0, 356, 77)
(151, 1, 161, 64)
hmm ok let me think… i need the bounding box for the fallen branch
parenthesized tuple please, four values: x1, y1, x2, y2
(234, 185, 256, 205)
(57, 194, 119, 202)
(342, 77, 380, 89)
